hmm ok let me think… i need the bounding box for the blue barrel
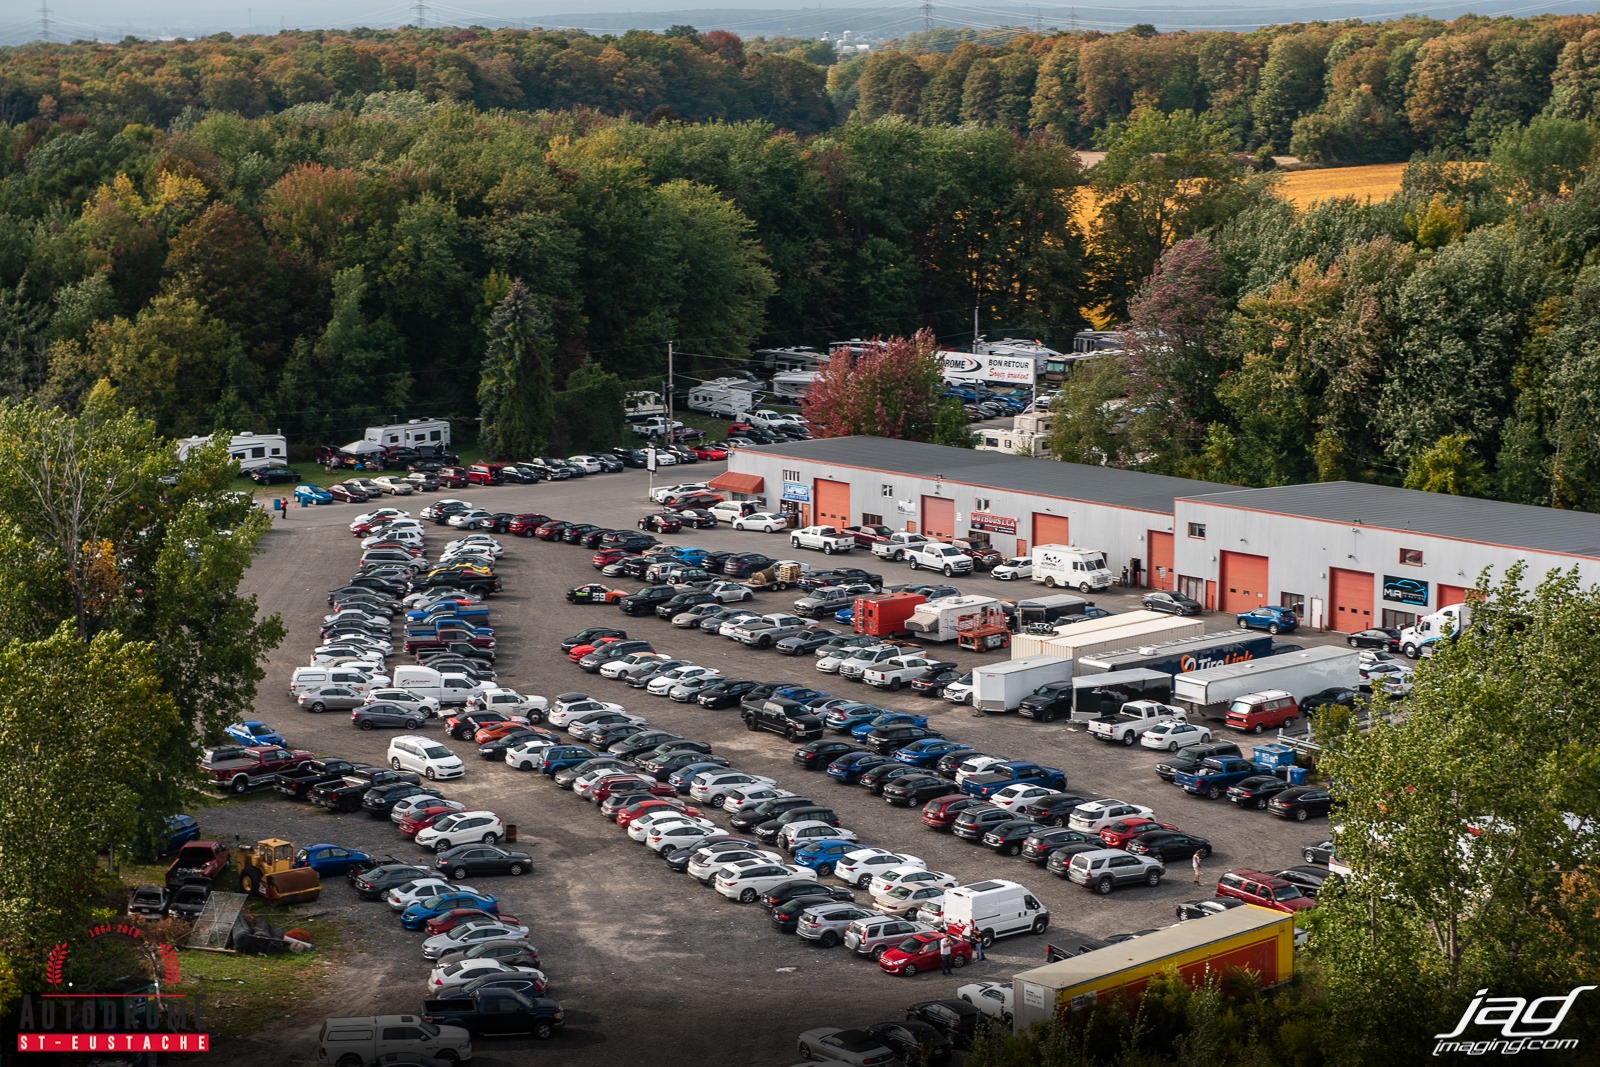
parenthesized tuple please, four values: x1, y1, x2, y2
(1286, 764, 1309, 786)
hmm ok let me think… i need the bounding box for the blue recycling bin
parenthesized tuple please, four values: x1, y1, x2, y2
(1286, 764, 1309, 786)
(1253, 744, 1295, 769)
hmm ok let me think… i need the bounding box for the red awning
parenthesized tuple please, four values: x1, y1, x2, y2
(708, 472, 765, 495)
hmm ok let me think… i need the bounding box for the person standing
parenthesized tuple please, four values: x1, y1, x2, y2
(939, 935, 953, 976)
(1192, 849, 1203, 884)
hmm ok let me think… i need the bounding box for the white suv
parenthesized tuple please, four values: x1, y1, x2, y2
(1068, 799, 1155, 834)
(414, 810, 505, 852)
(388, 735, 466, 780)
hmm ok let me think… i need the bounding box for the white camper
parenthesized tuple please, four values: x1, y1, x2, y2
(362, 419, 451, 452)
(177, 432, 289, 472)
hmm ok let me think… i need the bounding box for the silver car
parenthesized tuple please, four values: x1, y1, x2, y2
(841, 915, 935, 959)
(795, 901, 878, 947)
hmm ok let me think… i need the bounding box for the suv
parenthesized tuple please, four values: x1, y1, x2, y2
(1235, 605, 1299, 634)
(1215, 868, 1318, 913)
(1224, 690, 1300, 734)
(842, 916, 934, 959)
(1065, 848, 1164, 894)
(466, 464, 505, 486)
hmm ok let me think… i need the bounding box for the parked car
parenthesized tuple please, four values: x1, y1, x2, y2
(1236, 605, 1300, 633)
(1141, 591, 1201, 615)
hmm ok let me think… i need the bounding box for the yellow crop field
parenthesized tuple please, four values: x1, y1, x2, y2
(1276, 163, 1407, 208)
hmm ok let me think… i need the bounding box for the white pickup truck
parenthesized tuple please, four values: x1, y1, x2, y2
(633, 416, 685, 438)
(872, 532, 930, 561)
(790, 525, 856, 554)
(862, 655, 940, 691)
(906, 541, 975, 576)
(1087, 700, 1187, 746)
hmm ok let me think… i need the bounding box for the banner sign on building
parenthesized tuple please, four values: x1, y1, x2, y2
(1382, 575, 1429, 606)
(969, 511, 1018, 535)
(781, 482, 810, 503)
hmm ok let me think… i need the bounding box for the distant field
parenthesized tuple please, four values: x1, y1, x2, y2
(1277, 163, 1407, 208)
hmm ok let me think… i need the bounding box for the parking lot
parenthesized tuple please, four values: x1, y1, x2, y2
(219, 462, 1340, 1066)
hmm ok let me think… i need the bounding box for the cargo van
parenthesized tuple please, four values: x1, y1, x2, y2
(316, 1014, 471, 1065)
(391, 665, 486, 707)
(289, 666, 387, 696)
(939, 879, 1049, 946)
(1031, 544, 1112, 593)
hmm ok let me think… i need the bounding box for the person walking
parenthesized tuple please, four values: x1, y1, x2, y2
(939, 935, 953, 976)
(1192, 850, 1203, 884)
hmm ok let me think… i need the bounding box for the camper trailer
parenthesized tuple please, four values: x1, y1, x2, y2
(770, 371, 821, 400)
(687, 379, 760, 419)
(177, 432, 289, 473)
(624, 391, 667, 422)
(363, 420, 451, 452)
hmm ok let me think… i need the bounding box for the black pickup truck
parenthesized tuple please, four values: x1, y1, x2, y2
(310, 767, 419, 812)
(742, 696, 824, 741)
(421, 990, 564, 1038)
(275, 758, 363, 800)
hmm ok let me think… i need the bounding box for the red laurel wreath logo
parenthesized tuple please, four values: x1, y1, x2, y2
(44, 943, 68, 987)
(44, 925, 181, 988)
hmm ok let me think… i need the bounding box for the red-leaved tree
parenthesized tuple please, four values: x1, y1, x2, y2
(799, 329, 973, 446)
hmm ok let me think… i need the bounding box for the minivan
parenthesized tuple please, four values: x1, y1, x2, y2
(316, 1014, 471, 1064)
(1224, 690, 1300, 734)
(388, 735, 466, 780)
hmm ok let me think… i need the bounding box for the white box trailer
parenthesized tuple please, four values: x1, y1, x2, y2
(1039, 617, 1207, 672)
(177, 432, 288, 472)
(974, 655, 1075, 713)
(363, 419, 451, 451)
(903, 595, 1005, 642)
(1172, 646, 1362, 719)
(1009, 610, 1168, 659)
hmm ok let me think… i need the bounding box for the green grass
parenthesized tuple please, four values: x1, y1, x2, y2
(175, 917, 344, 1038)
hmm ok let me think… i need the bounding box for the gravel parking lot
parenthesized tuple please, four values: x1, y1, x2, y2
(216, 463, 1339, 1066)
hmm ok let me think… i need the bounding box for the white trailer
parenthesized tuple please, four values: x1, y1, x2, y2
(1031, 544, 1114, 592)
(363, 419, 451, 451)
(1172, 646, 1362, 719)
(770, 371, 820, 399)
(974, 655, 1075, 714)
(903, 595, 1005, 642)
(686, 379, 760, 418)
(177, 431, 288, 472)
(1008, 610, 1169, 659)
(1034, 617, 1207, 673)
(624, 391, 667, 421)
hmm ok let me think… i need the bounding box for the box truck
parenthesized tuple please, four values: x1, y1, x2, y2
(903, 595, 1005, 642)
(1172, 646, 1361, 720)
(853, 591, 926, 637)
(1032, 544, 1114, 592)
(1076, 632, 1277, 678)
(974, 655, 1075, 714)
(1009, 610, 1167, 658)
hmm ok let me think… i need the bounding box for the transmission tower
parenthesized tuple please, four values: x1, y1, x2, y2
(413, 0, 427, 26)
(1068, 6, 1077, 31)
(1033, 7, 1042, 32)
(38, 0, 51, 41)
(922, 0, 932, 32)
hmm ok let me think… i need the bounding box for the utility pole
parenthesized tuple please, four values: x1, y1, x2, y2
(1033, 8, 1042, 33)
(922, 0, 932, 32)
(1069, 6, 1077, 32)
(973, 305, 980, 346)
(666, 340, 675, 430)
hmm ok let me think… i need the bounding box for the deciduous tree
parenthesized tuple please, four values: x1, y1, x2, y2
(800, 330, 971, 447)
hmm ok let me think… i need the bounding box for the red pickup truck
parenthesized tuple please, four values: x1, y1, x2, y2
(198, 745, 314, 793)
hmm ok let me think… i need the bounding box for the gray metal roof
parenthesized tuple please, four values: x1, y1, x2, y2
(1185, 481, 1600, 558)
(739, 437, 1238, 516)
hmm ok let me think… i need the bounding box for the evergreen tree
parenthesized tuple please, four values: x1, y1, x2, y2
(478, 280, 556, 459)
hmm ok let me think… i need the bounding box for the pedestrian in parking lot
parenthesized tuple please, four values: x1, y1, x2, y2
(969, 931, 983, 962)
(1192, 850, 1202, 884)
(939, 935, 953, 975)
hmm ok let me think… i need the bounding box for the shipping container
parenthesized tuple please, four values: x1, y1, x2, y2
(853, 591, 926, 637)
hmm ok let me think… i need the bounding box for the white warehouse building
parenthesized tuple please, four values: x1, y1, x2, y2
(717, 436, 1600, 633)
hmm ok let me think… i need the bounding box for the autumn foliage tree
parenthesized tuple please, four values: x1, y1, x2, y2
(799, 330, 973, 447)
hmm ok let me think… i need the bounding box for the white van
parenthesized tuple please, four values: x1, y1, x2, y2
(316, 1014, 471, 1066)
(939, 879, 1049, 945)
(1031, 544, 1113, 593)
(710, 500, 759, 523)
(290, 666, 387, 696)
(392, 666, 487, 707)
(388, 735, 465, 780)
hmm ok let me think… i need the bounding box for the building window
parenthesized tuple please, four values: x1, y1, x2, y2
(974, 497, 991, 512)
(1280, 592, 1306, 616)
(881, 483, 894, 497)
(1399, 547, 1423, 566)
(1186, 522, 1206, 539)
(1381, 609, 1418, 629)
(783, 469, 801, 484)
(861, 513, 884, 527)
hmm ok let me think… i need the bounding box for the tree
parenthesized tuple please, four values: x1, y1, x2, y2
(1044, 355, 1128, 466)
(554, 360, 625, 453)
(478, 279, 555, 459)
(1490, 116, 1594, 200)
(800, 330, 970, 447)
(1402, 433, 1490, 497)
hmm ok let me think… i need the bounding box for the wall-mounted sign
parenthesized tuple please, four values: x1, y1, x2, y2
(781, 482, 810, 503)
(896, 499, 916, 515)
(1382, 575, 1429, 606)
(970, 511, 1017, 535)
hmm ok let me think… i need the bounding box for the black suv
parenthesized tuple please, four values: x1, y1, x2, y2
(618, 586, 679, 616)
(951, 804, 1013, 842)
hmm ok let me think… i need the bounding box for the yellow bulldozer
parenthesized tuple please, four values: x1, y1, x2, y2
(235, 838, 323, 904)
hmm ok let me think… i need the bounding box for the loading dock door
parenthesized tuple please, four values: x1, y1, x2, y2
(1032, 513, 1071, 548)
(1436, 584, 1472, 610)
(814, 479, 851, 528)
(1218, 551, 1269, 614)
(921, 496, 956, 541)
(1147, 531, 1174, 591)
(1328, 568, 1374, 633)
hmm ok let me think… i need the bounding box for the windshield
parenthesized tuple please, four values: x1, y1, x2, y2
(423, 744, 454, 759)
(1275, 884, 1305, 900)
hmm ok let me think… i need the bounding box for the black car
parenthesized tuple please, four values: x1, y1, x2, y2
(769, 893, 845, 932)
(793, 739, 864, 770)
(881, 774, 960, 809)
(1268, 786, 1335, 820)
(362, 782, 441, 817)
(1274, 864, 1336, 897)
(863, 724, 942, 755)
(250, 464, 299, 485)
(675, 508, 719, 529)
(858, 762, 926, 795)
(476, 728, 549, 760)
(1226, 775, 1294, 809)
(562, 524, 602, 544)
(1346, 627, 1402, 650)
(350, 862, 433, 898)
(866, 1020, 954, 1064)
(435, 844, 533, 878)
(168, 879, 212, 921)
(904, 1000, 983, 1048)
(980, 819, 1050, 856)
(586, 722, 647, 749)
(1155, 741, 1243, 783)
(1302, 839, 1335, 865)
(611, 447, 650, 468)
(1302, 687, 1359, 715)
(657, 591, 717, 619)
(1045, 842, 1110, 877)
(561, 627, 628, 654)
(1124, 831, 1213, 862)
(798, 567, 882, 591)
(1175, 897, 1247, 921)
(776, 629, 845, 655)
(606, 730, 683, 759)
(909, 667, 963, 697)
(633, 740, 714, 767)
(730, 795, 822, 833)
(1142, 590, 1202, 615)
(579, 528, 615, 548)
(618, 586, 679, 615)
(1020, 827, 1098, 864)
(760, 880, 854, 912)
(599, 533, 658, 553)
(1018, 793, 1096, 826)
(699, 550, 734, 574)
(951, 804, 1012, 842)
(698, 679, 762, 709)
(722, 553, 776, 579)
(642, 752, 730, 781)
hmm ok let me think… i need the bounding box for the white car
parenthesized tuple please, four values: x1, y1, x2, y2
(713, 859, 816, 902)
(447, 509, 492, 528)
(373, 476, 416, 495)
(686, 847, 783, 884)
(390, 796, 466, 823)
(504, 738, 558, 770)
(816, 643, 897, 675)
(364, 688, 440, 716)
(701, 580, 755, 604)
(1140, 720, 1215, 751)
(1068, 799, 1156, 834)
(546, 697, 624, 728)
(310, 647, 384, 667)
(420, 919, 530, 959)
(566, 455, 603, 474)
(868, 865, 957, 898)
(415, 811, 505, 853)
(942, 675, 975, 704)
(778, 821, 859, 852)
(351, 508, 410, 529)
(359, 533, 422, 551)
(647, 664, 719, 697)
(567, 710, 647, 741)
(953, 754, 1013, 785)
(646, 819, 726, 853)
(650, 482, 710, 504)
(600, 652, 672, 680)
(833, 848, 925, 890)
(688, 770, 777, 807)
(992, 556, 1032, 581)
(446, 537, 503, 558)
(386, 878, 464, 910)
(733, 512, 787, 533)
(872, 884, 948, 918)
(959, 980, 1015, 1024)
(720, 785, 795, 814)
(427, 958, 543, 995)
(989, 783, 1061, 812)
(570, 766, 639, 799)
(628, 811, 703, 843)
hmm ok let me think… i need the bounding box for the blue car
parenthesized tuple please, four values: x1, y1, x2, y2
(849, 712, 929, 742)
(294, 843, 373, 876)
(793, 838, 869, 876)
(822, 702, 887, 733)
(826, 751, 890, 782)
(538, 745, 597, 774)
(664, 546, 710, 565)
(774, 685, 830, 706)
(1236, 605, 1300, 634)
(667, 761, 728, 793)
(294, 483, 333, 505)
(892, 739, 973, 767)
(406, 602, 490, 623)
(834, 607, 855, 625)
(159, 814, 201, 855)
(400, 890, 498, 929)
(225, 720, 286, 748)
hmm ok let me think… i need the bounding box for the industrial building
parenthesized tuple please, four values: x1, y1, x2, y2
(714, 437, 1600, 634)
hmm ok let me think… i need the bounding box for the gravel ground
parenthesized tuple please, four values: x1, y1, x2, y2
(211, 463, 1339, 1066)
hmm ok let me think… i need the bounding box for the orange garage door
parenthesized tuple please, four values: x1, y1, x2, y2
(1147, 530, 1174, 591)
(1218, 551, 1269, 614)
(814, 478, 851, 527)
(921, 496, 956, 541)
(1328, 568, 1373, 632)
(1436, 583, 1472, 610)
(1032, 513, 1071, 548)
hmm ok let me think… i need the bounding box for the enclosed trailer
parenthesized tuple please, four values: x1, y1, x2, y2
(1008, 610, 1167, 658)
(854, 591, 926, 637)
(1172, 646, 1362, 719)
(974, 655, 1075, 713)
(1076, 632, 1277, 678)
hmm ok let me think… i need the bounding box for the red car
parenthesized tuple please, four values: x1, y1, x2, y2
(567, 636, 622, 662)
(1099, 819, 1179, 849)
(878, 932, 974, 976)
(363, 540, 423, 556)
(437, 467, 471, 488)
(664, 492, 725, 511)
(507, 513, 551, 536)
(638, 513, 682, 533)
(535, 520, 573, 541)
(690, 444, 728, 460)
(473, 720, 533, 745)
(615, 798, 704, 827)
(398, 803, 469, 837)
(592, 548, 632, 569)
(423, 907, 522, 936)
(921, 794, 979, 831)
(591, 776, 675, 804)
